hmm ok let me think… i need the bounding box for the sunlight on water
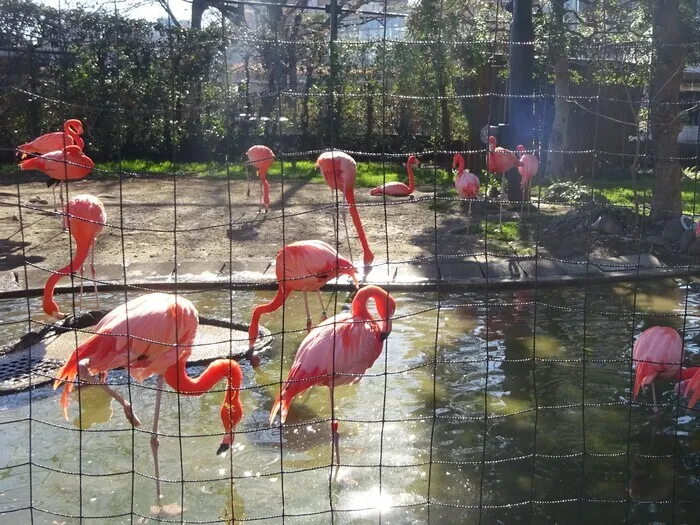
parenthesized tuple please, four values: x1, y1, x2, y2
(0, 281, 698, 523)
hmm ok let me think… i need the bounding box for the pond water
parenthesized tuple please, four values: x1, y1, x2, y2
(0, 279, 699, 524)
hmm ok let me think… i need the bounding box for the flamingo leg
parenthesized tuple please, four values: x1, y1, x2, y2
(303, 291, 312, 331)
(76, 363, 141, 427)
(316, 290, 328, 322)
(246, 167, 251, 198)
(330, 389, 340, 478)
(90, 240, 99, 310)
(498, 175, 505, 231)
(652, 381, 660, 418)
(51, 185, 58, 210)
(258, 179, 263, 214)
(467, 199, 472, 235)
(151, 376, 165, 503)
(78, 264, 85, 311)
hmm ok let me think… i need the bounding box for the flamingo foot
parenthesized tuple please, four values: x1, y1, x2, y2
(306, 317, 313, 332)
(150, 502, 184, 518)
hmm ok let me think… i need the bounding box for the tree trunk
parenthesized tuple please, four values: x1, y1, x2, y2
(545, 58, 571, 180)
(191, 0, 207, 30)
(650, 0, 687, 219)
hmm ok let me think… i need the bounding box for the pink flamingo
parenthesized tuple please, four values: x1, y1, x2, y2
(18, 120, 86, 209)
(316, 151, 375, 267)
(516, 145, 539, 216)
(269, 285, 396, 471)
(17, 119, 85, 158)
(633, 326, 696, 410)
(248, 240, 359, 352)
(370, 155, 419, 197)
(486, 136, 520, 229)
(54, 292, 244, 504)
(680, 367, 700, 408)
(19, 145, 94, 214)
(43, 194, 106, 319)
(245, 145, 275, 213)
(453, 153, 480, 234)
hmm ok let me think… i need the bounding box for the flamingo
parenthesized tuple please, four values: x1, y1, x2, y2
(43, 194, 106, 319)
(315, 151, 375, 267)
(18, 120, 86, 209)
(245, 145, 275, 213)
(633, 326, 695, 410)
(486, 136, 520, 229)
(516, 145, 539, 216)
(17, 119, 85, 159)
(19, 145, 94, 215)
(680, 367, 700, 408)
(370, 155, 419, 197)
(453, 153, 480, 234)
(269, 285, 396, 472)
(53, 292, 244, 505)
(249, 240, 358, 352)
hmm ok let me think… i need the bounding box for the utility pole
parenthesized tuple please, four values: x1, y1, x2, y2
(505, 0, 534, 201)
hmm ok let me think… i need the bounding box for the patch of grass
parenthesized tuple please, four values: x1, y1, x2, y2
(4, 158, 454, 188)
(474, 219, 535, 256)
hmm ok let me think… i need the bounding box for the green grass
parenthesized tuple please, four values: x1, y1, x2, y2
(5, 158, 453, 188)
(475, 219, 535, 256)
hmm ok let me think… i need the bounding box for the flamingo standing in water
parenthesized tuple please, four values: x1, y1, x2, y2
(43, 194, 106, 318)
(18, 120, 86, 209)
(370, 155, 419, 197)
(633, 326, 696, 410)
(453, 153, 480, 234)
(680, 367, 700, 407)
(486, 136, 520, 229)
(270, 285, 396, 472)
(19, 145, 94, 215)
(248, 240, 359, 352)
(245, 145, 275, 213)
(316, 151, 375, 267)
(54, 292, 244, 506)
(516, 145, 539, 216)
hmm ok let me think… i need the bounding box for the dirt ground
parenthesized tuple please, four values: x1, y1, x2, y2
(0, 177, 646, 277)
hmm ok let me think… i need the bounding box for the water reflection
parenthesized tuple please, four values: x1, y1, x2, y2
(0, 282, 698, 523)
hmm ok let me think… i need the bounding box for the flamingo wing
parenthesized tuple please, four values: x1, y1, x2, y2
(370, 182, 411, 196)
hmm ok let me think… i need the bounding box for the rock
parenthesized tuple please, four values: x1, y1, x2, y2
(680, 228, 696, 252)
(691, 238, 700, 255)
(591, 214, 624, 235)
(12, 214, 19, 222)
(645, 235, 668, 247)
(28, 196, 48, 205)
(662, 217, 688, 243)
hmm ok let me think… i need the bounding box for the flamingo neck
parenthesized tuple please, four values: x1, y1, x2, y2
(164, 358, 242, 396)
(352, 286, 391, 335)
(406, 163, 415, 192)
(164, 358, 244, 437)
(344, 189, 375, 266)
(42, 238, 92, 317)
(248, 287, 286, 347)
(456, 156, 465, 173)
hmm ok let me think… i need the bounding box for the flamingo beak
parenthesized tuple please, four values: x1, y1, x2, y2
(217, 433, 233, 456)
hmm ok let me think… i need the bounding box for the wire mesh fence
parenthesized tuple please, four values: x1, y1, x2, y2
(1, 0, 700, 523)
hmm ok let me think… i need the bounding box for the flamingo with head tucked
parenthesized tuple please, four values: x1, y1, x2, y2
(370, 155, 419, 197)
(516, 145, 539, 216)
(18, 120, 86, 209)
(453, 153, 480, 234)
(248, 240, 359, 354)
(680, 367, 700, 408)
(245, 145, 275, 213)
(269, 285, 396, 472)
(19, 145, 94, 216)
(486, 136, 520, 229)
(315, 151, 375, 267)
(43, 194, 106, 319)
(53, 292, 243, 506)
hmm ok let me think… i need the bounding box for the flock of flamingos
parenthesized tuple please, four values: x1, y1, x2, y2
(13, 118, 700, 506)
